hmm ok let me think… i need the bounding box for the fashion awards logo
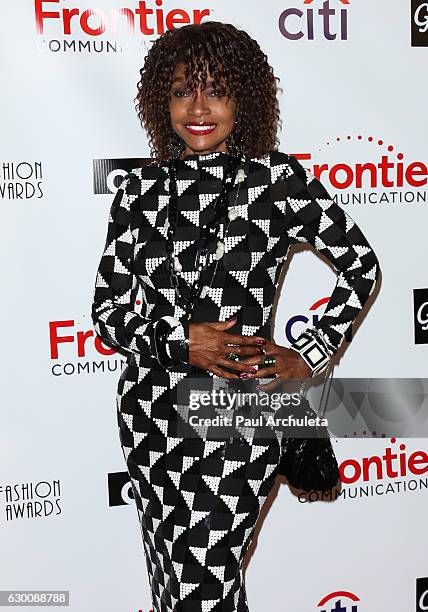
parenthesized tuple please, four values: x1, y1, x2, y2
(296, 141, 427, 206)
(0, 479, 62, 522)
(34, 0, 211, 53)
(316, 590, 360, 612)
(0, 161, 44, 199)
(278, 0, 350, 41)
(411, 1, 428, 46)
(413, 288, 428, 345)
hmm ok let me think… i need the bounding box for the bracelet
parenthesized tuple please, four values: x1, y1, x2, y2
(153, 318, 175, 369)
(168, 335, 189, 363)
(290, 328, 331, 376)
(304, 327, 335, 356)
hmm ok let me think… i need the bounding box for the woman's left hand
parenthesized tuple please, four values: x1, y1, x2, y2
(239, 339, 312, 391)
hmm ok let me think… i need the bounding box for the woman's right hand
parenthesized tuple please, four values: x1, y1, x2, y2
(188, 317, 267, 378)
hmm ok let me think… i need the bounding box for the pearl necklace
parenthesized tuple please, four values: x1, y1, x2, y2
(166, 154, 246, 320)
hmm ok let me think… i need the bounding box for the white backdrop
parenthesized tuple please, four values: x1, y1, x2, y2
(1, 1, 427, 611)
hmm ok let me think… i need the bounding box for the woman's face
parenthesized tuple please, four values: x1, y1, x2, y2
(168, 62, 237, 157)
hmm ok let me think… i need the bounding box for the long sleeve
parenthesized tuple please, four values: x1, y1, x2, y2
(276, 153, 380, 376)
(90, 172, 189, 365)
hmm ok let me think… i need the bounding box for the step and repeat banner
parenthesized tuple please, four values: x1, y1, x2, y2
(1, 1, 427, 611)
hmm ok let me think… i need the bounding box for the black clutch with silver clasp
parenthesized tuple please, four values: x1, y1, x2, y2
(276, 364, 340, 493)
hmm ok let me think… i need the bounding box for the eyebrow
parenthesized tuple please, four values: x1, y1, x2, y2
(170, 76, 220, 85)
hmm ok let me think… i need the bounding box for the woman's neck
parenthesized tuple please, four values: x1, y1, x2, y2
(181, 141, 228, 159)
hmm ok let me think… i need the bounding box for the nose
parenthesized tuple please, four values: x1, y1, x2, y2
(187, 89, 210, 117)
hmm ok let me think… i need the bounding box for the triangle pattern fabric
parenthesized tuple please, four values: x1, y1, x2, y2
(91, 151, 380, 612)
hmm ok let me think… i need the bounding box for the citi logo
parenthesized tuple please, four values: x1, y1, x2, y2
(285, 296, 352, 346)
(317, 590, 360, 611)
(279, 0, 350, 41)
(34, 0, 211, 37)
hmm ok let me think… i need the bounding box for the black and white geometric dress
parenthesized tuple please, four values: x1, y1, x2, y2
(91, 150, 380, 612)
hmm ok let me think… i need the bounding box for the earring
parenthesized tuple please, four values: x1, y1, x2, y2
(226, 123, 244, 158)
(166, 130, 185, 160)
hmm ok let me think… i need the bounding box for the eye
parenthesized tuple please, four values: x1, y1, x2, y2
(206, 85, 226, 98)
(173, 88, 191, 98)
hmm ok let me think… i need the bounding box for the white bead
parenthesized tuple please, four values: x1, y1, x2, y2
(164, 178, 170, 191)
(235, 169, 246, 184)
(214, 241, 225, 260)
(174, 257, 182, 272)
(200, 285, 210, 299)
(164, 217, 170, 230)
(160, 315, 180, 328)
(228, 207, 238, 221)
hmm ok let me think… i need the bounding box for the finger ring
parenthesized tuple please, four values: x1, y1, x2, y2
(263, 355, 276, 366)
(226, 352, 240, 361)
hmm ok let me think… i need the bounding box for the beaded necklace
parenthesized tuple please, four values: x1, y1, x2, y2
(166, 153, 245, 321)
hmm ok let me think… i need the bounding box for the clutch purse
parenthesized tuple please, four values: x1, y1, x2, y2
(276, 364, 341, 493)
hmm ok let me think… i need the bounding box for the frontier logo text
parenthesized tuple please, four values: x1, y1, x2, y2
(35, 0, 211, 36)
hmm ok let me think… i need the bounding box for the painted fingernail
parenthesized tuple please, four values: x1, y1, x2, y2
(239, 373, 249, 379)
(227, 315, 238, 322)
(249, 367, 257, 373)
(256, 385, 262, 390)
(256, 339, 267, 345)
(257, 347, 265, 354)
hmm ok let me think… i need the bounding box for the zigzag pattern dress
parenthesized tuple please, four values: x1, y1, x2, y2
(91, 150, 380, 612)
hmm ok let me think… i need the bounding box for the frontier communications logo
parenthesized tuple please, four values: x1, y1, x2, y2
(34, 0, 212, 53)
(298, 138, 428, 206)
(299, 438, 428, 503)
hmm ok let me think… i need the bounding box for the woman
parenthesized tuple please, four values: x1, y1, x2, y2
(91, 21, 380, 612)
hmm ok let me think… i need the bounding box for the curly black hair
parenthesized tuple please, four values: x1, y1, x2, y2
(135, 21, 281, 161)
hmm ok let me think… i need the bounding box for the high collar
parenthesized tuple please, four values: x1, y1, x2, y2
(176, 150, 232, 167)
